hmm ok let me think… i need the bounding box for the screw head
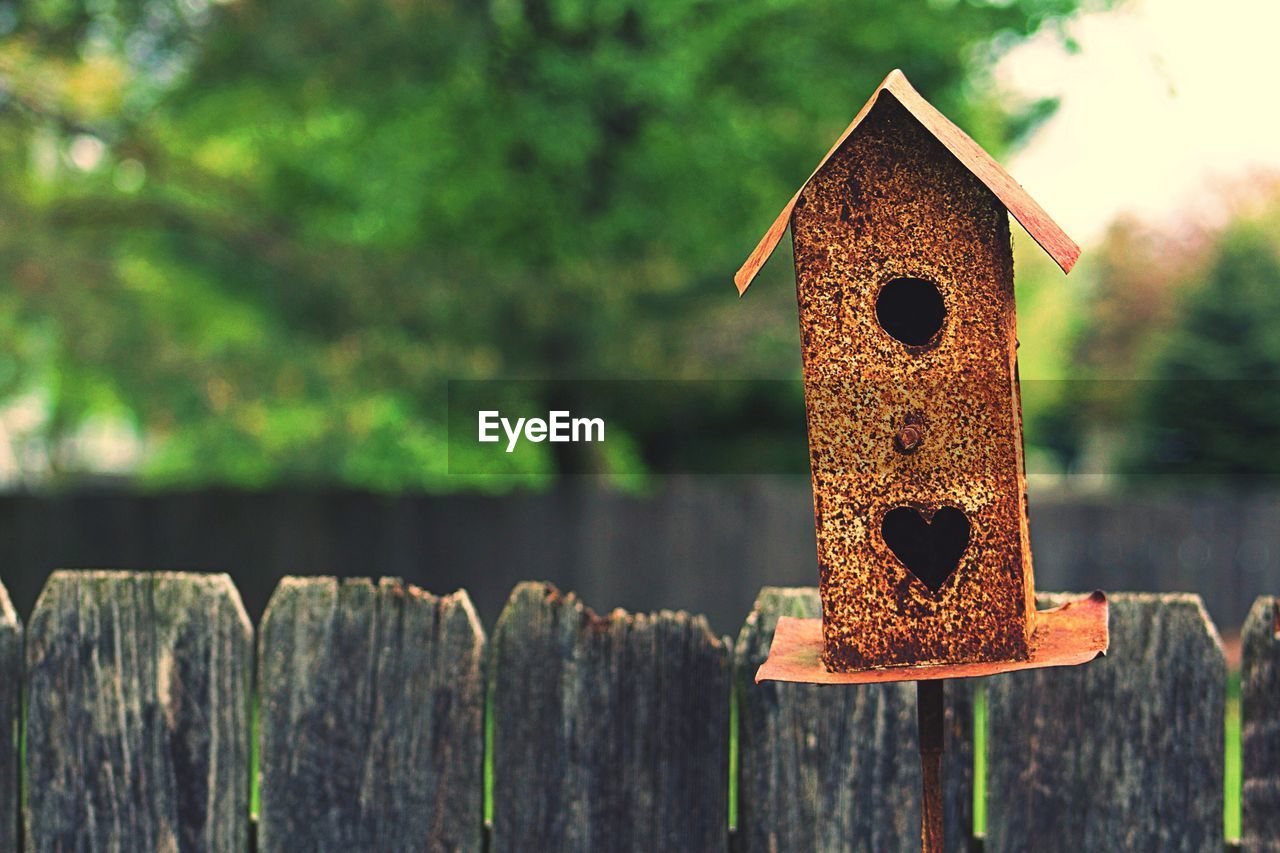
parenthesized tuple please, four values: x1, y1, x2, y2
(895, 423, 923, 453)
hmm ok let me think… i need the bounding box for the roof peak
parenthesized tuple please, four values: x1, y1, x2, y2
(734, 69, 1079, 295)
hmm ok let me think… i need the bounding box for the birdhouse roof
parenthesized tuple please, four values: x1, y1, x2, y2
(734, 69, 1079, 294)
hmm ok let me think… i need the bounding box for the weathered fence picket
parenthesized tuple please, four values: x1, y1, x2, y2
(23, 571, 252, 853)
(733, 587, 974, 853)
(0, 580, 18, 852)
(986, 592, 1226, 852)
(257, 577, 486, 852)
(1243, 595, 1280, 852)
(490, 581, 731, 851)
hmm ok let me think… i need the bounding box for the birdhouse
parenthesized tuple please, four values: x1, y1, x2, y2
(741, 70, 1107, 678)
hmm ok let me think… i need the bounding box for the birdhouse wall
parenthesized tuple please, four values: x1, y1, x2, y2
(791, 92, 1035, 672)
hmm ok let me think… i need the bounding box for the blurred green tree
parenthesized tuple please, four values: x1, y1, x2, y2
(1127, 208, 1280, 485)
(0, 0, 1105, 488)
(1025, 216, 1205, 475)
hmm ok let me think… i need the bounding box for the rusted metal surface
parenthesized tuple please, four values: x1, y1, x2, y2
(917, 680, 946, 853)
(756, 591, 1108, 685)
(894, 421, 924, 453)
(790, 88, 1036, 672)
(734, 69, 1078, 294)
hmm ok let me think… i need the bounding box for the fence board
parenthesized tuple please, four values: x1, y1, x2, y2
(734, 587, 974, 852)
(23, 570, 251, 852)
(0, 580, 18, 852)
(1243, 595, 1280, 851)
(257, 577, 486, 852)
(986, 592, 1225, 852)
(490, 581, 731, 851)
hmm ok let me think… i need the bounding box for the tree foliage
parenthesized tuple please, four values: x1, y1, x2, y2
(1127, 209, 1280, 485)
(0, 0, 1101, 488)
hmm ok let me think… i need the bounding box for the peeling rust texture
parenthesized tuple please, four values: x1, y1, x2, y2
(791, 92, 1035, 671)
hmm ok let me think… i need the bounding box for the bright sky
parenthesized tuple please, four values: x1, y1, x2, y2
(998, 0, 1280, 245)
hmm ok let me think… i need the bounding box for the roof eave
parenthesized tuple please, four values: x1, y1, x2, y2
(734, 69, 1079, 296)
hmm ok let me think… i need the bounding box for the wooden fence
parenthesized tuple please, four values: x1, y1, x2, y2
(0, 572, 1276, 852)
(3, 484, 1279, 638)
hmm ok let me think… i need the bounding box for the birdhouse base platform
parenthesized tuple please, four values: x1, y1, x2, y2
(756, 591, 1108, 685)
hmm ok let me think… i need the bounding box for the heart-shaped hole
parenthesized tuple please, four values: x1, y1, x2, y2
(881, 506, 971, 593)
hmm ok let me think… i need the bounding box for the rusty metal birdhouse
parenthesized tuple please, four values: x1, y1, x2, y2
(742, 70, 1108, 683)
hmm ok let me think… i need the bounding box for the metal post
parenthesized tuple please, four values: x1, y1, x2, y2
(917, 679, 945, 853)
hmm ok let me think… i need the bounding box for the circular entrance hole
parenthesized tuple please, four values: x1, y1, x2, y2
(875, 277, 945, 347)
